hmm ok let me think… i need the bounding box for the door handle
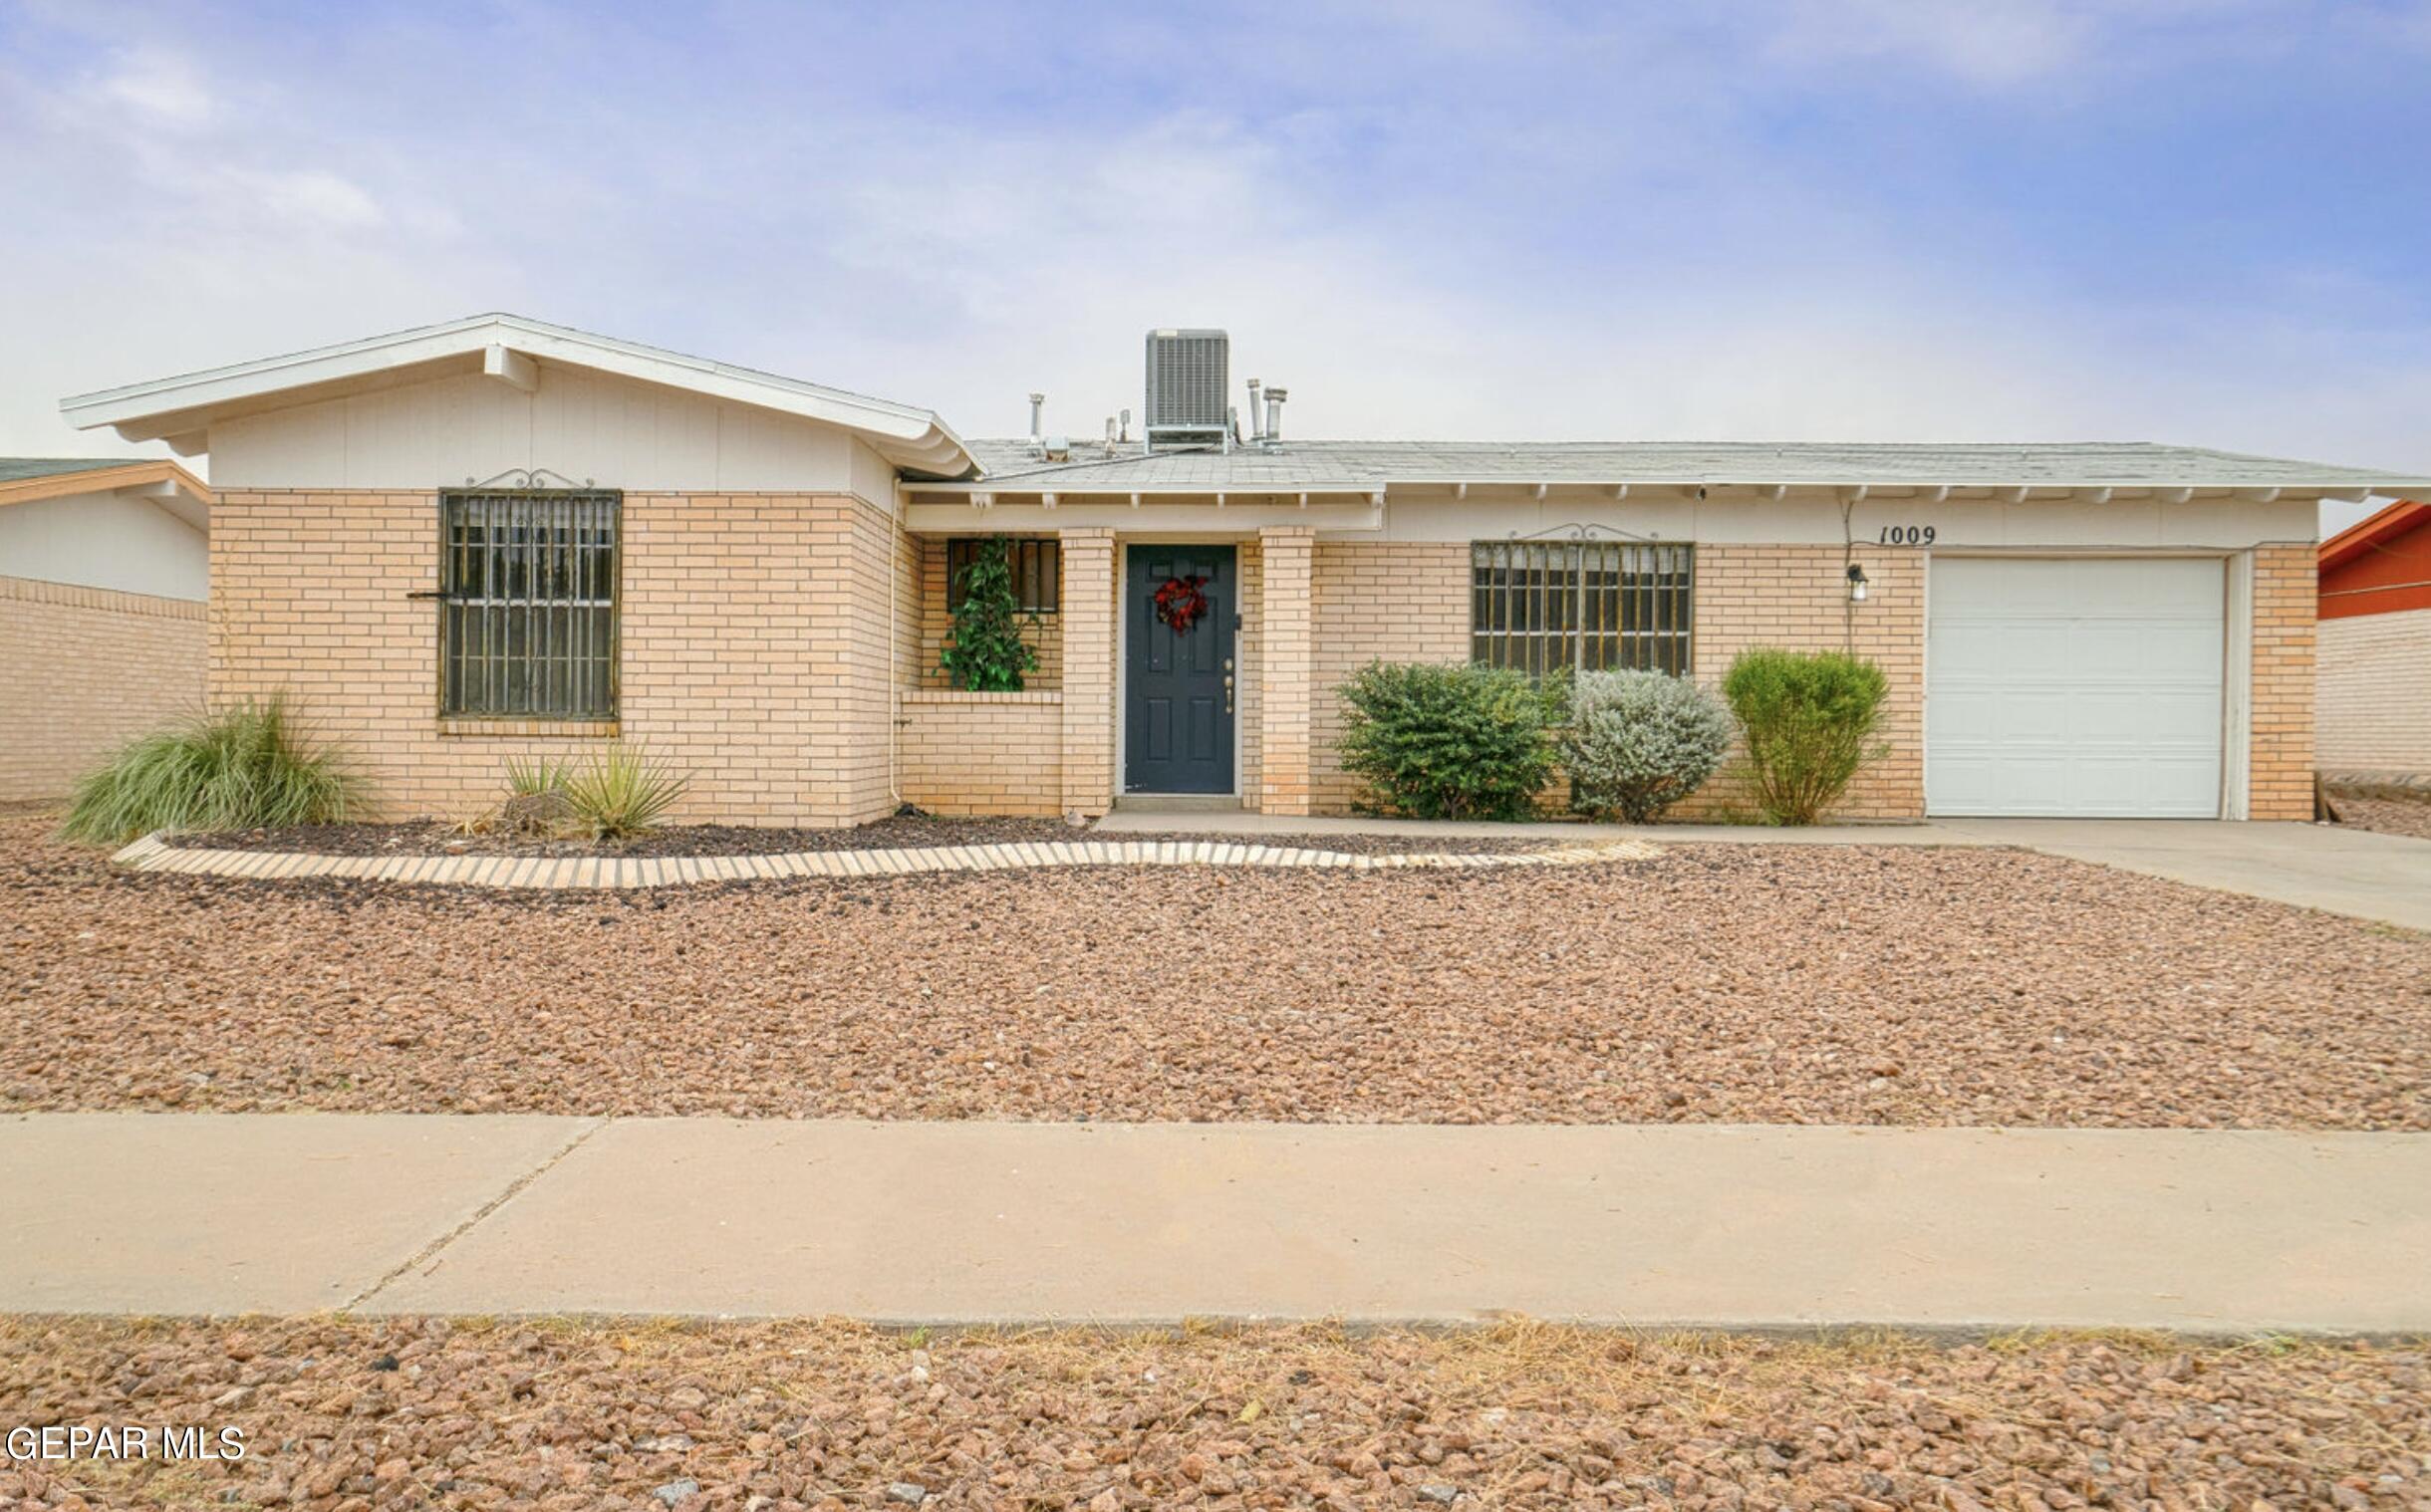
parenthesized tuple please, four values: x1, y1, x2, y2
(1223, 673, 1234, 714)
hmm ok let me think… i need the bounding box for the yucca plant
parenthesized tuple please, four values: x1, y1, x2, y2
(61, 695, 364, 845)
(502, 752, 575, 798)
(559, 743, 690, 840)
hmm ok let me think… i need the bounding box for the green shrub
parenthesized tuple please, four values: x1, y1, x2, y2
(939, 535, 1039, 691)
(1561, 669, 1733, 823)
(61, 696, 363, 845)
(1720, 648, 1889, 825)
(1335, 661, 1562, 821)
(560, 743, 690, 839)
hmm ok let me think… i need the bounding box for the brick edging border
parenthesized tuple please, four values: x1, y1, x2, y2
(107, 832, 1663, 890)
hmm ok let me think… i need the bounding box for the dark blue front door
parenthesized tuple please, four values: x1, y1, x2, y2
(1125, 545, 1235, 794)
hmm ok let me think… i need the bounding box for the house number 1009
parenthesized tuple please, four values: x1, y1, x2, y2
(1877, 526, 1937, 545)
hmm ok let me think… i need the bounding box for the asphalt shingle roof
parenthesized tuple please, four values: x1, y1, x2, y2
(0, 457, 147, 484)
(958, 438, 2431, 492)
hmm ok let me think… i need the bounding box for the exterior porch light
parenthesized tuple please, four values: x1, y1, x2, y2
(1847, 563, 1870, 603)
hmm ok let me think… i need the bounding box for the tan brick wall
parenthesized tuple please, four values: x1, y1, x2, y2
(1235, 539, 1263, 805)
(1057, 530, 1117, 815)
(1257, 527, 1317, 815)
(916, 537, 1063, 691)
(1676, 544, 1926, 822)
(0, 576, 205, 803)
(1299, 541, 1927, 820)
(2316, 607, 2431, 777)
(209, 489, 902, 827)
(1308, 542, 1472, 814)
(2249, 543, 2316, 819)
(900, 691, 1063, 816)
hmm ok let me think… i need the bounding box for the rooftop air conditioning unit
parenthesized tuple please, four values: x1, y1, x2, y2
(1144, 328, 1229, 451)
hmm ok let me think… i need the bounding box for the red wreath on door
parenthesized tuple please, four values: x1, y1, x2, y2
(1155, 574, 1211, 633)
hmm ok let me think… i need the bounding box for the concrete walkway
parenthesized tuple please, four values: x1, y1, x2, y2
(1100, 811, 2431, 931)
(5, 1115, 2426, 1334)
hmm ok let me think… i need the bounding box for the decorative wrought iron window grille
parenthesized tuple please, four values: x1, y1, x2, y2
(1471, 540, 1694, 676)
(946, 538, 1060, 614)
(436, 489, 621, 719)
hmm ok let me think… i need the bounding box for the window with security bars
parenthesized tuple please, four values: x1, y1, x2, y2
(946, 537, 1059, 614)
(1471, 541, 1694, 676)
(438, 490, 620, 719)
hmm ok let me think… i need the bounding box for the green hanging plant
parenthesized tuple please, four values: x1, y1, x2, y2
(940, 535, 1040, 692)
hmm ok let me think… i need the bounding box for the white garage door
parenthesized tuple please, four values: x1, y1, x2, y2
(1927, 557, 2225, 818)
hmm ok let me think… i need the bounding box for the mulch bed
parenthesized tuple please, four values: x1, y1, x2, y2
(157, 819, 1566, 859)
(3, 1317, 2423, 1512)
(6, 815, 2427, 1128)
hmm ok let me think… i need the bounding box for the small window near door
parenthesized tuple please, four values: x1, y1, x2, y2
(1471, 541, 1693, 675)
(946, 538, 1060, 614)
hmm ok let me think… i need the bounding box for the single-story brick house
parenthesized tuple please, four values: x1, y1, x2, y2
(2316, 499, 2431, 783)
(59, 315, 2431, 824)
(0, 457, 211, 802)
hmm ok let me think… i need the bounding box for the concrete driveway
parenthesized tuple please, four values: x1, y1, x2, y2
(1936, 819, 2431, 932)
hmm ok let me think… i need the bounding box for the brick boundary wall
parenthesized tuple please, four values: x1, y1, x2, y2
(2316, 606, 2431, 778)
(0, 576, 206, 803)
(900, 691, 1065, 816)
(209, 489, 903, 828)
(2249, 542, 2317, 819)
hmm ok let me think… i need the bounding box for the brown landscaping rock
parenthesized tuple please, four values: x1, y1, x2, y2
(496, 789, 578, 836)
(2332, 793, 2431, 843)
(0, 1318, 2424, 1511)
(4, 814, 2429, 1128)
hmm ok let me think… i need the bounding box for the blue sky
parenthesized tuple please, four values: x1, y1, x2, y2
(2, 0, 2425, 528)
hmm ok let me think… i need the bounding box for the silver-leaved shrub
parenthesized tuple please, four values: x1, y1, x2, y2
(1560, 668, 1733, 823)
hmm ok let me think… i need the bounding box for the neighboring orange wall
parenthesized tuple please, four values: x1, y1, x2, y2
(0, 577, 205, 802)
(2320, 506, 2431, 620)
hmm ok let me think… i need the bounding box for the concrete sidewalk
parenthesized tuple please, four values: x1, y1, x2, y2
(5, 1115, 2426, 1334)
(1097, 811, 2431, 931)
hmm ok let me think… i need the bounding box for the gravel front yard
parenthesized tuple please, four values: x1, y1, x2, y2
(2333, 793, 2431, 843)
(4, 816, 2427, 1128)
(2, 1318, 2422, 1512)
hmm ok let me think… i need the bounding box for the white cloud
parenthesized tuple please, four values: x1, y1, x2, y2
(1760, 0, 2101, 83)
(214, 166, 387, 232)
(95, 46, 215, 130)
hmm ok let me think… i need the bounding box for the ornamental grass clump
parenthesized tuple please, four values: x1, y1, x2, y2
(1335, 661, 1562, 821)
(1720, 648, 1889, 825)
(61, 695, 363, 845)
(559, 742, 690, 840)
(1561, 668, 1733, 823)
(940, 535, 1039, 691)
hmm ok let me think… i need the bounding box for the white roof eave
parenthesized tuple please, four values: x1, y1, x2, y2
(59, 313, 978, 479)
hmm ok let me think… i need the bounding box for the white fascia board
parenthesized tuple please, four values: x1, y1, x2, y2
(59, 313, 976, 478)
(934, 473, 2431, 500)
